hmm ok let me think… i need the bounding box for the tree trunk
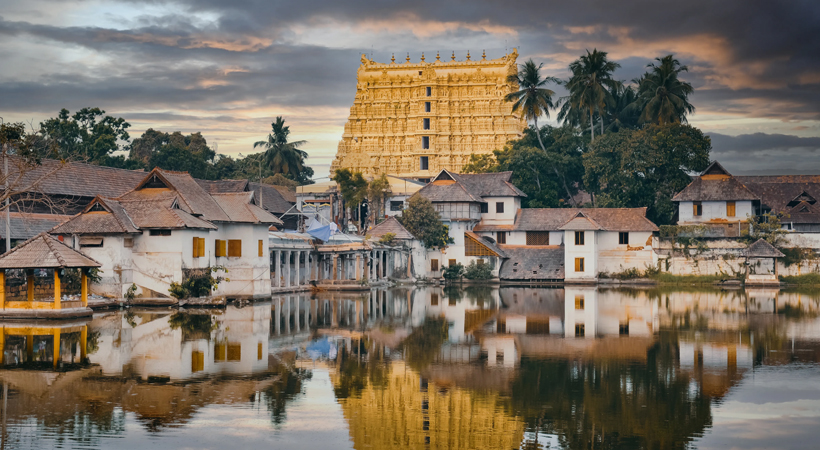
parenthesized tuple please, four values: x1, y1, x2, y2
(533, 118, 577, 207)
(590, 108, 595, 142)
(601, 108, 605, 136)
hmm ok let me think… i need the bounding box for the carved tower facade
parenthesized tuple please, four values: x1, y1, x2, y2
(330, 50, 526, 180)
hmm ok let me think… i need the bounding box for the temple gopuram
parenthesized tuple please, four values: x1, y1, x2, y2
(330, 50, 526, 181)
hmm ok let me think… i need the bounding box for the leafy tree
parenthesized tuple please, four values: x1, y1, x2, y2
(442, 263, 464, 281)
(605, 82, 641, 132)
(464, 126, 586, 208)
(39, 107, 130, 163)
(129, 128, 168, 164)
(147, 131, 217, 179)
(397, 195, 453, 249)
(583, 124, 711, 225)
(558, 49, 621, 142)
(746, 212, 787, 246)
(254, 117, 311, 182)
(262, 173, 299, 189)
(366, 173, 392, 228)
(635, 55, 695, 125)
(505, 59, 559, 152)
(333, 168, 368, 210)
(463, 261, 492, 280)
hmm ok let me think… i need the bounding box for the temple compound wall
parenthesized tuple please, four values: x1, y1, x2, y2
(330, 50, 527, 180)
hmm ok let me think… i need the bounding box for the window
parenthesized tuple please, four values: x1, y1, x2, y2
(496, 202, 504, 213)
(575, 296, 585, 310)
(79, 237, 103, 248)
(480, 203, 488, 213)
(258, 239, 264, 257)
(214, 344, 226, 362)
(423, 118, 430, 130)
(431, 293, 439, 306)
(496, 231, 506, 244)
(575, 324, 585, 337)
(619, 232, 629, 245)
(191, 351, 204, 372)
(228, 239, 242, 257)
(526, 231, 549, 245)
(390, 201, 404, 211)
(619, 322, 629, 335)
(227, 344, 241, 361)
(477, 259, 485, 265)
(215, 240, 227, 257)
(425, 101, 431, 112)
(574, 231, 585, 245)
(426, 86, 432, 96)
(258, 342, 263, 360)
(575, 257, 584, 272)
(693, 201, 702, 216)
(448, 259, 456, 267)
(727, 201, 736, 217)
(192, 237, 205, 258)
(422, 136, 430, 149)
(420, 156, 429, 170)
(431, 259, 439, 271)
(149, 229, 171, 236)
(124, 237, 134, 248)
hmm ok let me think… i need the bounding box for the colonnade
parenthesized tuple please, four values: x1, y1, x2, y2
(271, 248, 397, 291)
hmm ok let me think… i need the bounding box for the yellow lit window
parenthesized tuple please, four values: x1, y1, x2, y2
(192, 237, 205, 258)
(191, 351, 204, 372)
(215, 240, 227, 257)
(575, 296, 584, 310)
(228, 239, 242, 257)
(727, 201, 736, 217)
(258, 342, 263, 360)
(575, 257, 584, 272)
(227, 344, 241, 361)
(258, 239, 264, 257)
(214, 344, 226, 362)
(693, 202, 703, 216)
(574, 231, 584, 245)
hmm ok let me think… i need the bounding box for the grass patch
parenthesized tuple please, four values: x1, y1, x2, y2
(779, 273, 820, 285)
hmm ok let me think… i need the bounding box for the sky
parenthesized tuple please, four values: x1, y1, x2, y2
(1, 0, 819, 180)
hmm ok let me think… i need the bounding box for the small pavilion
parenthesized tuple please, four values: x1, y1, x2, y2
(744, 238, 785, 286)
(0, 233, 101, 318)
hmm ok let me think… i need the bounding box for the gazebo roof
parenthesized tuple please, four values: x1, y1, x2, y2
(0, 233, 101, 269)
(744, 238, 786, 258)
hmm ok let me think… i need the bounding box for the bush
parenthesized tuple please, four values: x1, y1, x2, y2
(169, 266, 227, 299)
(442, 263, 464, 280)
(463, 261, 493, 280)
(378, 232, 396, 245)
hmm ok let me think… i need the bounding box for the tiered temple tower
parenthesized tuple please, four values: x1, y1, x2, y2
(330, 49, 526, 180)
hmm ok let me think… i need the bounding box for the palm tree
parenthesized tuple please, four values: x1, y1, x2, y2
(604, 82, 640, 132)
(635, 55, 695, 125)
(558, 49, 621, 142)
(505, 59, 559, 152)
(253, 117, 308, 179)
(504, 60, 576, 206)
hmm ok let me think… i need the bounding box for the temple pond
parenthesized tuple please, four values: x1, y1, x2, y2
(1, 286, 820, 449)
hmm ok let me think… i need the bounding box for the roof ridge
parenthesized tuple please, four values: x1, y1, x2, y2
(42, 233, 67, 266)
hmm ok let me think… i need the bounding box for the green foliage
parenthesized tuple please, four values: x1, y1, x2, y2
(442, 263, 465, 280)
(0, 122, 58, 165)
(559, 49, 621, 142)
(636, 55, 695, 125)
(463, 261, 493, 280)
(401, 317, 448, 372)
(147, 132, 216, 179)
(253, 116, 311, 182)
(332, 168, 368, 208)
(462, 153, 496, 174)
(745, 212, 787, 246)
(505, 59, 558, 133)
(125, 283, 138, 301)
(39, 107, 131, 163)
(583, 123, 711, 225)
(262, 173, 300, 189)
(367, 174, 392, 223)
(168, 312, 217, 339)
(779, 273, 820, 285)
(168, 266, 227, 299)
(780, 247, 816, 267)
(397, 196, 453, 249)
(378, 232, 396, 245)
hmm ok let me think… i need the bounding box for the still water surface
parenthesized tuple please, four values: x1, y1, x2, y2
(1, 286, 820, 449)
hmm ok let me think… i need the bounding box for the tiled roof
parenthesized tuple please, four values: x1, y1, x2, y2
(1, 212, 71, 241)
(476, 208, 658, 232)
(416, 170, 526, 204)
(498, 246, 564, 280)
(117, 198, 217, 230)
(123, 169, 230, 222)
(51, 198, 140, 235)
(196, 179, 249, 194)
(416, 180, 483, 203)
(0, 233, 100, 269)
(672, 176, 759, 202)
(248, 182, 295, 214)
(744, 239, 785, 258)
(9, 156, 146, 199)
(737, 176, 820, 219)
(368, 217, 414, 240)
(559, 213, 603, 231)
(211, 192, 284, 225)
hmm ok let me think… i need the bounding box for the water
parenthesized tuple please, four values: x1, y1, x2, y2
(2, 286, 820, 449)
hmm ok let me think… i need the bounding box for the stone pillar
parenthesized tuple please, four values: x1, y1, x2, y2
(285, 251, 292, 288)
(356, 254, 361, 280)
(355, 300, 361, 328)
(295, 251, 301, 286)
(295, 296, 300, 332)
(332, 254, 338, 281)
(275, 250, 281, 288)
(310, 254, 317, 281)
(285, 296, 291, 333)
(371, 250, 376, 280)
(54, 269, 62, 310)
(275, 298, 281, 335)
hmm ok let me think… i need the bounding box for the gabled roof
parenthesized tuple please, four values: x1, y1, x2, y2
(417, 169, 526, 204)
(248, 182, 295, 214)
(51, 197, 140, 235)
(0, 233, 100, 269)
(672, 176, 759, 202)
(118, 198, 217, 230)
(701, 161, 731, 176)
(465, 231, 506, 258)
(368, 217, 414, 240)
(196, 179, 249, 194)
(211, 192, 283, 225)
(476, 207, 658, 232)
(559, 212, 603, 231)
(744, 239, 785, 258)
(8, 156, 146, 199)
(122, 169, 230, 222)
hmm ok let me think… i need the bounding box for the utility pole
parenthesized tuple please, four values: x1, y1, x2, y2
(2, 142, 9, 253)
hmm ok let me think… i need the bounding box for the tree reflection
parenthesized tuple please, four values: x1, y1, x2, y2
(334, 338, 391, 399)
(505, 334, 712, 450)
(401, 317, 448, 373)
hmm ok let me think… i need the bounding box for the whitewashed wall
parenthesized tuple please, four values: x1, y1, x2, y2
(564, 230, 598, 282)
(678, 200, 753, 223)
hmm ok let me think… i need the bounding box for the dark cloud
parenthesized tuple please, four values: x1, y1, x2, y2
(710, 132, 820, 174)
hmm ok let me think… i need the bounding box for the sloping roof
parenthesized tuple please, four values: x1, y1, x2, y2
(211, 192, 283, 225)
(737, 176, 820, 218)
(9, 156, 146, 199)
(117, 198, 217, 230)
(672, 176, 759, 202)
(744, 239, 785, 258)
(0, 233, 100, 269)
(465, 231, 506, 258)
(368, 217, 414, 240)
(0, 212, 71, 241)
(417, 169, 526, 204)
(51, 198, 140, 235)
(248, 182, 295, 213)
(477, 208, 658, 232)
(498, 246, 564, 280)
(196, 179, 249, 194)
(416, 178, 483, 203)
(123, 169, 231, 222)
(559, 212, 603, 231)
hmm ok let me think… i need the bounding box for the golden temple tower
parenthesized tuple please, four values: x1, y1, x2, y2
(330, 49, 526, 180)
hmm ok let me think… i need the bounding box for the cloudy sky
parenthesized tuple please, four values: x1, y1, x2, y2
(1, 0, 818, 179)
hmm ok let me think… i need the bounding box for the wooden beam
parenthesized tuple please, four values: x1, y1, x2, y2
(26, 270, 34, 302)
(54, 269, 61, 310)
(0, 269, 5, 310)
(81, 270, 88, 307)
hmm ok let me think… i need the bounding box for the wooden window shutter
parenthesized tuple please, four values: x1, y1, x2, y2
(431, 259, 439, 271)
(228, 239, 242, 257)
(575, 257, 584, 272)
(199, 237, 205, 257)
(727, 201, 736, 217)
(258, 239, 264, 257)
(216, 240, 227, 257)
(192, 237, 199, 258)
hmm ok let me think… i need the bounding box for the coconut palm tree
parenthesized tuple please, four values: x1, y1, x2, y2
(635, 55, 695, 125)
(558, 49, 621, 142)
(253, 116, 308, 179)
(604, 82, 641, 132)
(505, 59, 559, 152)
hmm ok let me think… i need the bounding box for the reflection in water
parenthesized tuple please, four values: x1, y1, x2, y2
(0, 287, 818, 449)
